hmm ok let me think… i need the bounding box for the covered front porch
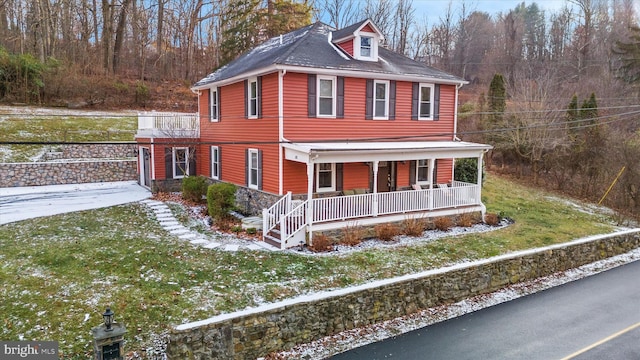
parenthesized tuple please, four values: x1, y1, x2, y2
(263, 141, 493, 249)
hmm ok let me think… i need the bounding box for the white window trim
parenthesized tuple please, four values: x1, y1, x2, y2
(354, 32, 379, 61)
(416, 159, 431, 185)
(418, 83, 435, 121)
(316, 163, 336, 192)
(172, 147, 189, 179)
(210, 87, 218, 122)
(316, 75, 336, 118)
(248, 148, 259, 189)
(248, 77, 258, 119)
(211, 146, 220, 180)
(372, 80, 390, 120)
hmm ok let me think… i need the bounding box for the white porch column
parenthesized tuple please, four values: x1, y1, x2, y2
(306, 162, 314, 244)
(428, 158, 435, 210)
(477, 153, 484, 187)
(372, 161, 379, 217)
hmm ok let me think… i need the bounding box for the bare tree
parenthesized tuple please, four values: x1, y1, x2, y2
(322, 0, 358, 29)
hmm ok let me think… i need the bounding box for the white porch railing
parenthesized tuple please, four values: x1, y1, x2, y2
(262, 182, 482, 248)
(312, 183, 481, 224)
(136, 111, 199, 138)
(279, 201, 307, 245)
(262, 192, 292, 239)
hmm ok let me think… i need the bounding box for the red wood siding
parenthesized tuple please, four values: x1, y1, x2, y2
(198, 89, 210, 121)
(396, 161, 410, 188)
(343, 163, 370, 190)
(436, 159, 454, 184)
(197, 73, 281, 193)
(337, 40, 354, 56)
(283, 74, 455, 141)
(361, 24, 375, 33)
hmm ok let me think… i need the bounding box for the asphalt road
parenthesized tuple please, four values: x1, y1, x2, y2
(330, 260, 640, 360)
(0, 181, 150, 225)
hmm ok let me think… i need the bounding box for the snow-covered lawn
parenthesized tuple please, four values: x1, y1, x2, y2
(0, 175, 636, 358)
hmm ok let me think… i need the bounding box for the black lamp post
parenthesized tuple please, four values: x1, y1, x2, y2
(103, 307, 114, 332)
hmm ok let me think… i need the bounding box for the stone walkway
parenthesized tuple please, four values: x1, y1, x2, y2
(140, 199, 280, 252)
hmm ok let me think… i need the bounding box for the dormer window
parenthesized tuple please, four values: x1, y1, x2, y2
(355, 33, 378, 61)
(360, 36, 372, 58)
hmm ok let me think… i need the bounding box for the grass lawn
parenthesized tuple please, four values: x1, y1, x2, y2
(0, 175, 619, 358)
(0, 112, 136, 162)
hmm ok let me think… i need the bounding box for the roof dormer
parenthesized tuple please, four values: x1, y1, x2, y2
(332, 19, 384, 62)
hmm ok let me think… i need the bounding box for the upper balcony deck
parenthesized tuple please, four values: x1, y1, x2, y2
(136, 112, 199, 138)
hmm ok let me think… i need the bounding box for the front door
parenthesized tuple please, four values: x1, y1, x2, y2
(375, 161, 396, 192)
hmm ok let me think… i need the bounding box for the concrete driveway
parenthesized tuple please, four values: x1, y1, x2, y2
(0, 181, 151, 225)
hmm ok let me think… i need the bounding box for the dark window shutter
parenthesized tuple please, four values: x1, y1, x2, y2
(209, 146, 213, 177)
(337, 77, 345, 119)
(336, 163, 344, 191)
(245, 148, 249, 186)
(217, 88, 222, 121)
(207, 89, 212, 121)
(365, 79, 373, 120)
(409, 160, 416, 185)
(218, 147, 222, 179)
(165, 147, 173, 179)
(389, 81, 396, 120)
(244, 80, 248, 119)
(188, 148, 196, 176)
(434, 84, 441, 120)
(411, 82, 419, 120)
(257, 150, 263, 190)
(308, 74, 316, 117)
(257, 76, 263, 118)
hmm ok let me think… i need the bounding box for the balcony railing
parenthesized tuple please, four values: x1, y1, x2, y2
(136, 111, 199, 138)
(311, 183, 481, 224)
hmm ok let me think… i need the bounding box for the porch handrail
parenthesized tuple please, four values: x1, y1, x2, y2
(262, 192, 292, 240)
(280, 200, 308, 245)
(312, 183, 481, 224)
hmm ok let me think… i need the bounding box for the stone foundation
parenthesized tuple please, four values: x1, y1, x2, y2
(166, 229, 640, 360)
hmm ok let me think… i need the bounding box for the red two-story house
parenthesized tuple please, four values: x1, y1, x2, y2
(136, 19, 492, 249)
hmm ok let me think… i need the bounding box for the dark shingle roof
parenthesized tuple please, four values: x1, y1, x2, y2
(193, 22, 464, 88)
(331, 19, 368, 41)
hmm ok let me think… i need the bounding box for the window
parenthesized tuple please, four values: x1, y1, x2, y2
(316, 163, 336, 192)
(360, 36, 372, 58)
(173, 147, 189, 179)
(373, 80, 389, 119)
(317, 76, 336, 117)
(248, 148, 259, 189)
(419, 84, 434, 120)
(211, 146, 220, 180)
(210, 88, 218, 121)
(248, 78, 258, 118)
(416, 159, 430, 184)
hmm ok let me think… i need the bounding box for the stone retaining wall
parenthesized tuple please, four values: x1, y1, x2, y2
(166, 229, 640, 360)
(0, 160, 137, 187)
(41, 144, 136, 161)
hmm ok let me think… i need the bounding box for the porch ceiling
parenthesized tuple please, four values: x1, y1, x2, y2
(282, 141, 493, 163)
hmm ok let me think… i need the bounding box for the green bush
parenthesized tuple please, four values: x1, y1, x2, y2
(207, 182, 237, 222)
(182, 175, 208, 203)
(454, 158, 479, 184)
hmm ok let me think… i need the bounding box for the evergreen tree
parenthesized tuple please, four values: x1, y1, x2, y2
(487, 73, 506, 124)
(219, 0, 313, 67)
